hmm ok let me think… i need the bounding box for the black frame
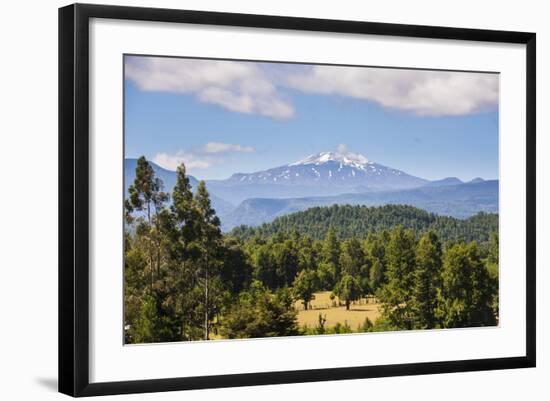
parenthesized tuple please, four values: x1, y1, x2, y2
(59, 3, 536, 397)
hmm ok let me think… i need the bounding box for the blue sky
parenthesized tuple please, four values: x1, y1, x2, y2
(124, 56, 499, 181)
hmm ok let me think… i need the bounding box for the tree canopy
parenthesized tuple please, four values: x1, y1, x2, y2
(124, 157, 499, 343)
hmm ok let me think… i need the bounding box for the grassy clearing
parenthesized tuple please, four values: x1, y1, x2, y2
(295, 291, 382, 330)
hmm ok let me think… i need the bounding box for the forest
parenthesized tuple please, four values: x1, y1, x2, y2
(230, 204, 499, 243)
(124, 156, 499, 344)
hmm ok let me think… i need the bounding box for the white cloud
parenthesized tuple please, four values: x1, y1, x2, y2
(126, 56, 498, 118)
(335, 144, 369, 163)
(202, 142, 255, 154)
(285, 66, 499, 116)
(125, 57, 294, 119)
(336, 143, 349, 154)
(153, 151, 211, 171)
(153, 142, 255, 171)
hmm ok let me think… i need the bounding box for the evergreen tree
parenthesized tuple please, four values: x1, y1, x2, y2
(334, 274, 362, 310)
(272, 239, 299, 287)
(125, 156, 168, 289)
(378, 227, 417, 329)
(220, 281, 299, 338)
(293, 269, 318, 310)
(124, 235, 149, 343)
(297, 235, 317, 272)
(412, 231, 442, 329)
(468, 242, 498, 326)
(317, 261, 337, 291)
(322, 228, 341, 283)
(166, 163, 203, 340)
(364, 233, 387, 292)
(485, 232, 499, 316)
(340, 237, 369, 293)
(171, 163, 196, 241)
(251, 244, 277, 289)
(339, 238, 366, 277)
(129, 294, 158, 344)
(194, 180, 223, 340)
(126, 156, 160, 223)
(219, 237, 253, 295)
(439, 242, 497, 328)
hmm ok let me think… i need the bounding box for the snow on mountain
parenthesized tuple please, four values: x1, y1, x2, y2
(203, 149, 429, 204)
(219, 150, 427, 191)
(289, 151, 369, 169)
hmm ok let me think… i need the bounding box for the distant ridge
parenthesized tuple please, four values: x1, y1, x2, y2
(424, 177, 463, 187)
(220, 180, 498, 230)
(469, 177, 485, 184)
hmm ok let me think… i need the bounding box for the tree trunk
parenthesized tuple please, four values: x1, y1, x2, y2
(204, 253, 209, 341)
(149, 242, 154, 291)
(147, 201, 154, 291)
(155, 210, 160, 281)
(346, 300, 350, 310)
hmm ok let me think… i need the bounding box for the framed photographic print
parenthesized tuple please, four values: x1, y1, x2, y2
(58, 3, 536, 397)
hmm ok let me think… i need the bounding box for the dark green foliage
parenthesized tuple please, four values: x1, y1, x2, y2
(331, 321, 354, 334)
(364, 232, 387, 292)
(334, 274, 363, 310)
(194, 180, 224, 340)
(315, 313, 327, 335)
(340, 237, 370, 293)
(125, 158, 228, 342)
(293, 269, 318, 310)
(126, 156, 169, 222)
(231, 204, 498, 244)
(272, 239, 300, 288)
(438, 242, 497, 328)
(377, 227, 417, 329)
(219, 281, 300, 339)
(219, 237, 253, 294)
(250, 244, 278, 289)
(485, 232, 500, 316)
(317, 262, 337, 291)
(411, 231, 443, 329)
(318, 229, 341, 288)
(358, 317, 374, 333)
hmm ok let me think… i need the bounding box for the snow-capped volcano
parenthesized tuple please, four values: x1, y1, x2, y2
(289, 150, 370, 170)
(205, 148, 429, 203)
(224, 149, 426, 189)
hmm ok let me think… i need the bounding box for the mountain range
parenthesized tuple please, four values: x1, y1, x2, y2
(220, 180, 498, 230)
(124, 149, 498, 231)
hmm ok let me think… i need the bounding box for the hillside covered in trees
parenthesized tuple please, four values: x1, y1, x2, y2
(124, 157, 499, 344)
(230, 204, 498, 243)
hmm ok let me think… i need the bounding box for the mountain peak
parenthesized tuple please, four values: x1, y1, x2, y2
(289, 150, 370, 169)
(424, 177, 463, 187)
(469, 177, 485, 184)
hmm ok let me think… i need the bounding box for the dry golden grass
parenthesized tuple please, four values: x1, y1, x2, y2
(208, 291, 382, 340)
(295, 291, 382, 330)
